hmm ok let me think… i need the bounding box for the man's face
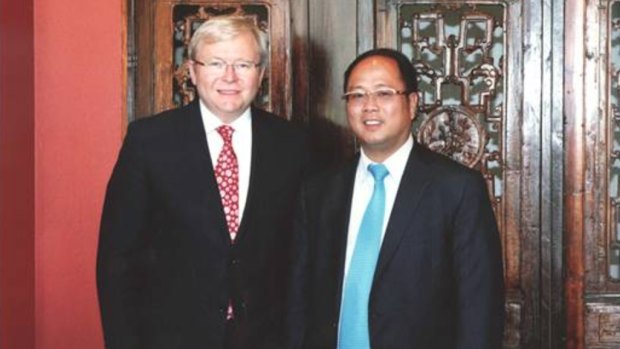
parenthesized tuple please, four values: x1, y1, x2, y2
(188, 31, 265, 123)
(345, 56, 418, 162)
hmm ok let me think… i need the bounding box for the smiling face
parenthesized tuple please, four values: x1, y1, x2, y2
(188, 31, 265, 123)
(345, 55, 418, 162)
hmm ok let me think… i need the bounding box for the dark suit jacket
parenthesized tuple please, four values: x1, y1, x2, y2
(288, 143, 504, 349)
(97, 100, 308, 349)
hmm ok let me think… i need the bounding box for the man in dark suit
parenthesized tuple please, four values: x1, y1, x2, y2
(97, 16, 307, 349)
(287, 48, 504, 349)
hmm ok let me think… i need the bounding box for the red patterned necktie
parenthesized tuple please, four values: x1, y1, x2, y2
(215, 125, 239, 321)
(214, 125, 240, 241)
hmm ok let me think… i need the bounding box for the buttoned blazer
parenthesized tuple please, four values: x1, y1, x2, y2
(287, 143, 504, 349)
(97, 100, 308, 349)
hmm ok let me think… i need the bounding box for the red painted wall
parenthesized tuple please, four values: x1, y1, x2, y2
(33, 0, 123, 347)
(0, 0, 35, 347)
(1, 0, 123, 347)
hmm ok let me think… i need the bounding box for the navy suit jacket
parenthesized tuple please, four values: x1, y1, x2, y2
(287, 143, 504, 349)
(97, 100, 308, 349)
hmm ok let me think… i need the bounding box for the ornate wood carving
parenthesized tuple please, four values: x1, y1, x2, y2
(417, 106, 488, 168)
(503, 294, 523, 348)
(392, 3, 523, 346)
(378, 1, 535, 347)
(402, 5, 503, 170)
(398, 4, 505, 235)
(608, 0, 620, 285)
(586, 302, 620, 347)
(580, 0, 620, 348)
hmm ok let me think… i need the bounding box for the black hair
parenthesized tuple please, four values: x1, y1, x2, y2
(343, 48, 418, 93)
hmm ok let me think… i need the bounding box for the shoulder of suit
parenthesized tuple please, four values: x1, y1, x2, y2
(130, 103, 193, 128)
(252, 108, 308, 144)
(252, 108, 299, 129)
(413, 143, 484, 182)
(124, 103, 197, 143)
(304, 156, 356, 190)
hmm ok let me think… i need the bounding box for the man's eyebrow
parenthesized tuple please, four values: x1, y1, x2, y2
(346, 83, 394, 90)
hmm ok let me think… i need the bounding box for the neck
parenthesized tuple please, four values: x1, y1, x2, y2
(364, 151, 389, 163)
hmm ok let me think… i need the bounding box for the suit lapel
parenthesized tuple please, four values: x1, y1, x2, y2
(233, 108, 265, 243)
(330, 158, 359, 314)
(373, 145, 436, 281)
(184, 100, 230, 244)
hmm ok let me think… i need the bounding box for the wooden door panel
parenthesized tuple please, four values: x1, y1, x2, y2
(577, 1, 620, 347)
(376, 2, 531, 347)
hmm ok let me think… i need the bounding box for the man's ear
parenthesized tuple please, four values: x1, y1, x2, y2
(188, 61, 197, 85)
(408, 92, 419, 120)
(257, 65, 266, 83)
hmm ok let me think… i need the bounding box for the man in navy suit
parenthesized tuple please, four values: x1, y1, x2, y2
(97, 16, 307, 349)
(287, 48, 504, 349)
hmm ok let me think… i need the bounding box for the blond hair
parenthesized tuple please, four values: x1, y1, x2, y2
(188, 15, 269, 67)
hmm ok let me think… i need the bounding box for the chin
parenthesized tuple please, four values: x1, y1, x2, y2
(360, 136, 387, 147)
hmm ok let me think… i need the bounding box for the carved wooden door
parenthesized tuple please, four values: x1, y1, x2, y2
(570, 1, 620, 348)
(374, 1, 560, 348)
(371, 1, 620, 348)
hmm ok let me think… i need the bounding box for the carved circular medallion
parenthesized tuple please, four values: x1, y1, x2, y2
(417, 106, 486, 168)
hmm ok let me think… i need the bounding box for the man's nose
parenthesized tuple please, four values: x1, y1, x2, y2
(362, 94, 379, 111)
(221, 64, 238, 82)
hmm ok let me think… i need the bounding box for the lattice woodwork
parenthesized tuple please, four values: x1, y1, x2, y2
(609, 0, 620, 284)
(399, 3, 505, 234)
(586, 303, 620, 347)
(386, 2, 526, 348)
(583, 0, 620, 347)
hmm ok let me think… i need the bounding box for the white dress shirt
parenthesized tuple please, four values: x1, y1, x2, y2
(343, 135, 414, 277)
(199, 101, 252, 221)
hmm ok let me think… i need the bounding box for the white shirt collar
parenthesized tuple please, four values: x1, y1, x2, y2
(358, 135, 414, 181)
(199, 100, 252, 134)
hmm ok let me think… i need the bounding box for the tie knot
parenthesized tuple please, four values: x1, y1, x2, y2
(368, 163, 389, 181)
(217, 125, 235, 143)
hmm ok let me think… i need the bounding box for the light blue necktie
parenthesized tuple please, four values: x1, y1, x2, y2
(339, 163, 389, 349)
